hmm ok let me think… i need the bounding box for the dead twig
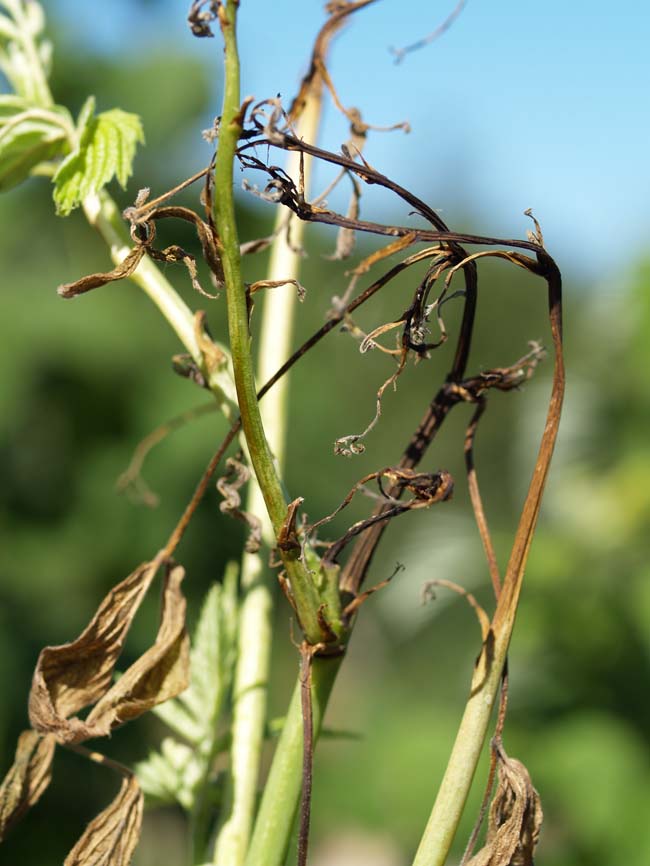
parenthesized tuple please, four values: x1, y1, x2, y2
(391, 0, 468, 64)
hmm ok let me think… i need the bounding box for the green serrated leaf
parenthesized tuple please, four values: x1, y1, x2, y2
(152, 570, 238, 745)
(136, 739, 207, 812)
(160, 738, 194, 773)
(151, 697, 203, 745)
(76, 95, 96, 142)
(179, 563, 239, 726)
(184, 583, 225, 720)
(99, 109, 143, 187)
(0, 99, 71, 126)
(135, 566, 239, 817)
(0, 106, 70, 191)
(135, 750, 180, 807)
(52, 105, 144, 216)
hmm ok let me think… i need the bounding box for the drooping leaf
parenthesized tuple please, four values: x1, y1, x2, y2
(0, 98, 72, 190)
(57, 244, 146, 299)
(53, 103, 144, 216)
(0, 730, 56, 841)
(465, 745, 543, 866)
(83, 563, 190, 736)
(28, 558, 161, 743)
(136, 742, 187, 808)
(64, 775, 143, 866)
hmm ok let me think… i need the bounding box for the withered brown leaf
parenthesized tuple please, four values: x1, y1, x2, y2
(465, 746, 543, 866)
(64, 774, 143, 866)
(84, 563, 190, 733)
(28, 558, 162, 743)
(0, 730, 56, 841)
(57, 246, 146, 298)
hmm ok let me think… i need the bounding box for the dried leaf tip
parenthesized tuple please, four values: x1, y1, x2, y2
(464, 742, 543, 866)
(0, 730, 56, 842)
(64, 775, 143, 866)
(187, 0, 220, 37)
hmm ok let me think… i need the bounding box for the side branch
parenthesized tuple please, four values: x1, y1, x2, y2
(411, 253, 564, 866)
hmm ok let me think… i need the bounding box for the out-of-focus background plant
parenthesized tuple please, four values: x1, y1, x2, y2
(1, 2, 649, 865)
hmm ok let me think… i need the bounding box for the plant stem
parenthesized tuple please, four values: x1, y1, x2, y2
(243, 656, 343, 866)
(411, 632, 506, 866)
(413, 264, 564, 866)
(212, 0, 322, 645)
(212, 80, 325, 866)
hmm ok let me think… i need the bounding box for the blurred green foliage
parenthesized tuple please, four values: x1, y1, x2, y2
(1, 8, 649, 866)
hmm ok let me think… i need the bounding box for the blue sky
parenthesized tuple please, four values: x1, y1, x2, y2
(53, 0, 650, 285)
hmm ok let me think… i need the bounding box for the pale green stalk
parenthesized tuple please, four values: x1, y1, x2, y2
(413, 286, 564, 866)
(212, 85, 325, 866)
(244, 656, 343, 866)
(411, 631, 507, 866)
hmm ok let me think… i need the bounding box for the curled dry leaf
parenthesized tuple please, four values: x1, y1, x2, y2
(83, 563, 190, 733)
(138, 205, 225, 287)
(149, 243, 219, 300)
(0, 730, 56, 841)
(57, 246, 146, 298)
(216, 455, 263, 553)
(29, 559, 190, 744)
(64, 774, 143, 866)
(248, 277, 307, 301)
(29, 559, 161, 743)
(465, 745, 543, 866)
(239, 234, 275, 256)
